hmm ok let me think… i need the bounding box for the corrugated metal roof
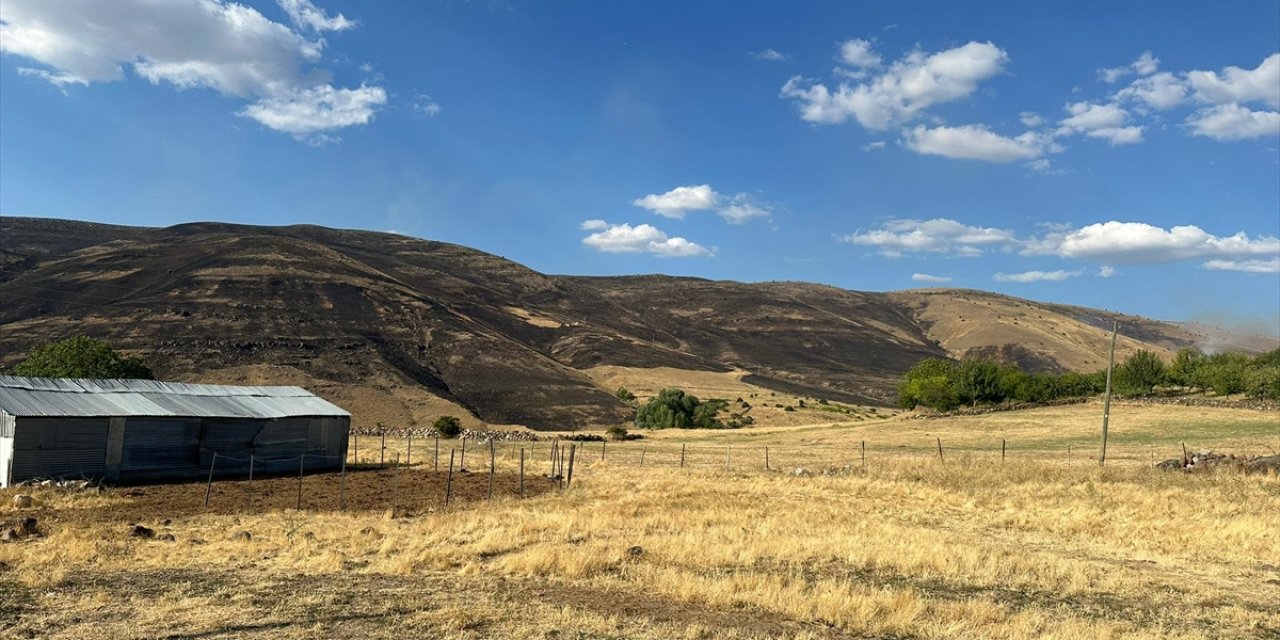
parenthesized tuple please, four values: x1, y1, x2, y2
(0, 376, 350, 419)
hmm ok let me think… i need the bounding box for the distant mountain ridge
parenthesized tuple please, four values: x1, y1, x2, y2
(1, 216, 1273, 429)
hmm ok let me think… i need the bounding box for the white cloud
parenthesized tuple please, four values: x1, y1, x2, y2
(718, 195, 771, 224)
(862, 141, 887, 151)
(0, 0, 383, 141)
(1204, 258, 1280, 274)
(1114, 72, 1188, 110)
(994, 269, 1084, 283)
(911, 273, 953, 283)
(581, 223, 713, 258)
(1186, 53, 1280, 108)
(1056, 101, 1143, 145)
(580, 219, 609, 231)
(1019, 112, 1044, 128)
(1098, 50, 1160, 83)
(277, 0, 355, 32)
(781, 41, 1008, 130)
(753, 49, 788, 61)
(633, 185, 720, 218)
(414, 94, 442, 117)
(843, 218, 1017, 256)
(1024, 221, 1280, 264)
(1186, 103, 1280, 141)
(838, 39, 880, 68)
(1097, 265, 1117, 278)
(903, 125, 1056, 162)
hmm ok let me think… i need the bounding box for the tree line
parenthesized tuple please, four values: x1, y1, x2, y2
(899, 347, 1280, 411)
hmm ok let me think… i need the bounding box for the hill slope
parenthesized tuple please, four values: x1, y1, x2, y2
(2, 216, 1267, 429)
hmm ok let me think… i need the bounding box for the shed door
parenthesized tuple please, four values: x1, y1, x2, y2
(10, 418, 110, 483)
(119, 417, 202, 480)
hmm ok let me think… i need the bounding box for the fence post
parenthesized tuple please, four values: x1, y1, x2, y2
(296, 453, 304, 510)
(353, 432, 359, 466)
(640, 448, 646, 466)
(339, 451, 348, 510)
(488, 439, 496, 500)
(861, 440, 866, 469)
(519, 448, 525, 498)
(445, 449, 455, 507)
(407, 432, 413, 467)
(765, 446, 769, 471)
(725, 447, 731, 471)
(380, 430, 386, 469)
(434, 434, 439, 471)
(936, 437, 944, 464)
(1001, 438, 1006, 462)
(567, 444, 577, 488)
(680, 443, 686, 469)
(460, 438, 467, 471)
(391, 453, 401, 517)
(247, 453, 255, 512)
(204, 451, 218, 507)
(601, 440, 606, 462)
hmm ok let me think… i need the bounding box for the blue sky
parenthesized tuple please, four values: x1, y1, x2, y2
(1, 1, 1278, 329)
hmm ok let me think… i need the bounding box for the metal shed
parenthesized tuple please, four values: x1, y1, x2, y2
(0, 375, 350, 486)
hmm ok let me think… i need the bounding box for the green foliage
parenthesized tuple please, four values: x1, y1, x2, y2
(605, 425, 630, 440)
(634, 388, 731, 429)
(1167, 348, 1206, 386)
(433, 415, 463, 438)
(615, 387, 636, 401)
(1114, 349, 1166, 397)
(11, 336, 153, 380)
(898, 359, 961, 411)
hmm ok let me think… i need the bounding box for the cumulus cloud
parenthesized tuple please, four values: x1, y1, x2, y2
(1203, 258, 1280, 274)
(1024, 221, 1280, 264)
(1186, 53, 1280, 108)
(0, 0, 384, 142)
(753, 49, 788, 61)
(277, 0, 355, 32)
(1056, 101, 1143, 145)
(1186, 103, 1280, 140)
(911, 273, 953, 283)
(413, 94, 442, 117)
(1098, 51, 1159, 83)
(581, 222, 713, 258)
(633, 185, 720, 218)
(1019, 112, 1044, 127)
(1114, 72, 1188, 110)
(781, 40, 1008, 130)
(903, 125, 1056, 162)
(1097, 265, 1117, 278)
(862, 141, 887, 151)
(633, 185, 771, 223)
(842, 218, 1017, 256)
(993, 269, 1084, 283)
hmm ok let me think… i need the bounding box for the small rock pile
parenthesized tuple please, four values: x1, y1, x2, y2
(351, 425, 542, 442)
(1155, 450, 1280, 475)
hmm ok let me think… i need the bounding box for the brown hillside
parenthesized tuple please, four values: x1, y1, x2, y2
(2, 216, 1261, 429)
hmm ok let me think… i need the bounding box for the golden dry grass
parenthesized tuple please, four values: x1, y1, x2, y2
(1, 402, 1277, 639)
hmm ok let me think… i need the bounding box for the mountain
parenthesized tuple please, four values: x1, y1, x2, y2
(1, 216, 1272, 429)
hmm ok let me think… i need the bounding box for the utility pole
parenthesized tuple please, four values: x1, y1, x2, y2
(1099, 321, 1119, 466)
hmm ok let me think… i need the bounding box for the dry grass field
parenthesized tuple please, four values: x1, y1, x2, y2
(1, 401, 1277, 639)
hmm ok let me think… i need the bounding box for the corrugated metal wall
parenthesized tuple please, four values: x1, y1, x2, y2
(11, 417, 109, 483)
(9, 415, 348, 483)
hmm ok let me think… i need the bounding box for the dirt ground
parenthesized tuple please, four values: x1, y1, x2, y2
(2, 466, 556, 530)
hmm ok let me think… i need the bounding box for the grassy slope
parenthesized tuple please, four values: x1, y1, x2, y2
(1, 403, 1278, 640)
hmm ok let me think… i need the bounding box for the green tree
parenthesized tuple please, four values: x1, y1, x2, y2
(615, 387, 636, 401)
(1192, 352, 1251, 395)
(954, 359, 1006, 406)
(635, 388, 727, 429)
(898, 358, 960, 411)
(433, 415, 463, 438)
(10, 336, 153, 380)
(1167, 348, 1205, 388)
(1114, 350, 1166, 396)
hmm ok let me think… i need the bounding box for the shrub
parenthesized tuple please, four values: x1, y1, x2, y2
(1115, 350, 1166, 396)
(433, 415, 463, 438)
(11, 336, 153, 380)
(615, 387, 636, 401)
(634, 388, 728, 429)
(606, 425, 630, 441)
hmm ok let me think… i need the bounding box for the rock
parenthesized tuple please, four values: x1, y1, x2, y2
(128, 525, 155, 539)
(1155, 459, 1184, 471)
(12, 495, 33, 508)
(230, 530, 252, 542)
(18, 518, 37, 536)
(0, 528, 19, 543)
(1245, 456, 1280, 475)
(160, 518, 172, 526)
(791, 468, 812, 477)
(157, 533, 176, 542)
(626, 545, 643, 558)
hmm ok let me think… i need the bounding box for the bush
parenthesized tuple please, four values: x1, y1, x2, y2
(634, 388, 729, 429)
(615, 387, 636, 401)
(606, 425, 630, 441)
(433, 415, 463, 438)
(1114, 350, 1166, 396)
(11, 336, 153, 380)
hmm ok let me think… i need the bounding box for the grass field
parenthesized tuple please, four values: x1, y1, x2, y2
(1, 400, 1277, 639)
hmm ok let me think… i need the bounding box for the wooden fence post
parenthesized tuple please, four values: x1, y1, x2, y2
(680, 443, 686, 468)
(296, 453, 304, 510)
(640, 448, 646, 466)
(353, 432, 359, 466)
(519, 448, 525, 498)
(488, 439, 496, 500)
(460, 438, 466, 471)
(407, 432, 413, 467)
(567, 444, 577, 487)
(861, 440, 866, 469)
(765, 446, 770, 471)
(445, 449, 455, 506)
(434, 435, 439, 471)
(601, 440, 606, 462)
(380, 430, 386, 469)
(204, 451, 218, 507)
(936, 437, 944, 464)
